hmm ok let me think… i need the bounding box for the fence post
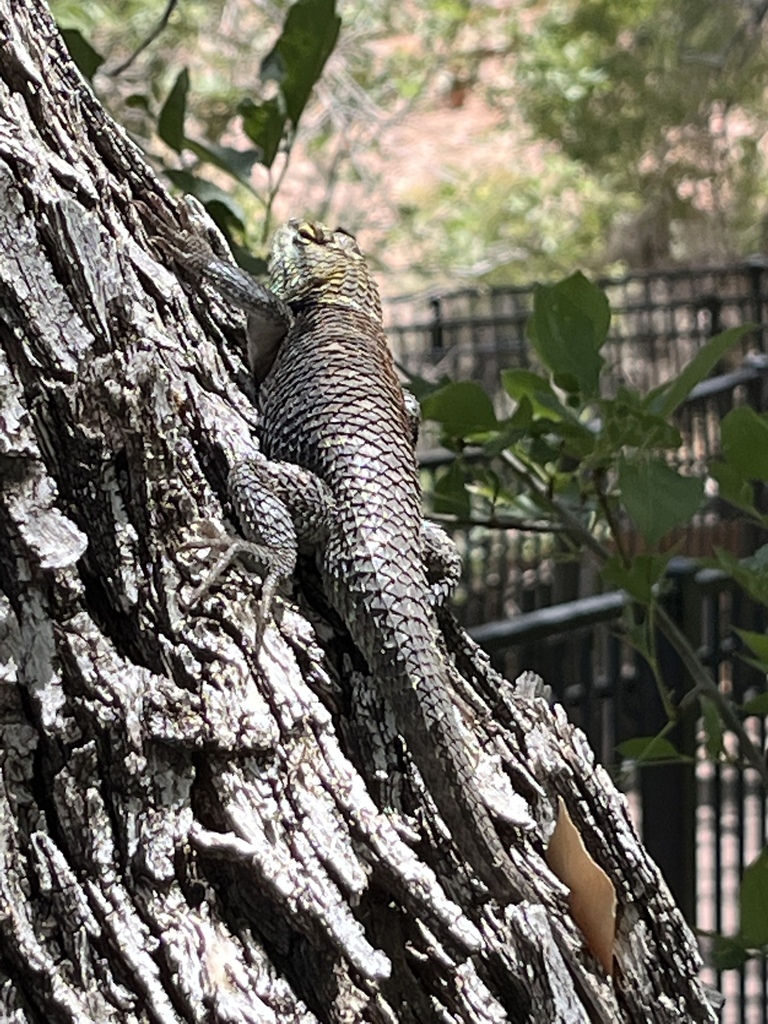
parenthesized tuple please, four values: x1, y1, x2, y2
(639, 563, 698, 925)
(746, 254, 768, 354)
(429, 296, 443, 353)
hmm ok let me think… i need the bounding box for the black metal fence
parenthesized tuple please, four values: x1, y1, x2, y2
(419, 354, 768, 628)
(468, 562, 767, 1024)
(390, 262, 768, 1024)
(386, 260, 768, 394)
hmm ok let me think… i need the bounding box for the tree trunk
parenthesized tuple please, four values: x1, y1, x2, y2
(0, 3, 718, 1021)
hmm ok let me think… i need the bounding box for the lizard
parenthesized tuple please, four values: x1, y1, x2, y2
(159, 212, 520, 900)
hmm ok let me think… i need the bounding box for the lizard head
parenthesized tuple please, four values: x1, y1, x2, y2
(268, 220, 382, 322)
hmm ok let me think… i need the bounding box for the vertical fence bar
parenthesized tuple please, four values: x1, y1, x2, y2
(747, 255, 767, 354)
(429, 296, 443, 354)
(639, 566, 698, 924)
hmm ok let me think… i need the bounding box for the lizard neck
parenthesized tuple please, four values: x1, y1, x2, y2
(290, 293, 383, 326)
(272, 306, 397, 382)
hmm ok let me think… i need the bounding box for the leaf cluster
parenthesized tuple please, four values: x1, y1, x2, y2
(420, 274, 759, 575)
(511, 0, 768, 261)
(515, 0, 768, 180)
(57, 0, 340, 249)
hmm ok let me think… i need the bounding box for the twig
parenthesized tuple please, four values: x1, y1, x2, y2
(105, 0, 179, 76)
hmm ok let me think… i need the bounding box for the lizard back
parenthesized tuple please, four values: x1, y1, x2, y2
(260, 224, 435, 672)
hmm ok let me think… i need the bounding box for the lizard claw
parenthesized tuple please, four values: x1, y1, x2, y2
(176, 532, 292, 621)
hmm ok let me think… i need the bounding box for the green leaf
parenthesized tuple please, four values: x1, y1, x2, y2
(125, 94, 150, 111)
(741, 691, 768, 717)
(467, 466, 503, 508)
(499, 370, 595, 458)
(508, 393, 534, 430)
(261, 0, 341, 126)
(711, 934, 752, 971)
(709, 461, 758, 517)
(238, 98, 286, 169)
(432, 462, 471, 518)
(528, 435, 559, 466)
(617, 736, 688, 763)
(528, 272, 609, 399)
(58, 27, 104, 81)
(736, 628, 768, 664)
(421, 381, 498, 438)
(701, 696, 724, 759)
(503, 493, 550, 524)
(552, 371, 580, 394)
(618, 456, 703, 546)
(501, 368, 554, 399)
(740, 847, 768, 947)
(722, 406, 768, 480)
(158, 68, 189, 153)
(185, 138, 262, 183)
(745, 544, 768, 572)
(647, 325, 754, 417)
(599, 393, 681, 451)
(483, 422, 527, 458)
(708, 546, 768, 605)
(399, 371, 452, 402)
(622, 618, 655, 665)
(500, 368, 570, 419)
(602, 552, 671, 604)
(164, 171, 245, 231)
(539, 416, 596, 456)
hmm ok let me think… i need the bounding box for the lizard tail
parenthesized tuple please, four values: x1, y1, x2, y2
(391, 655, 520, 902)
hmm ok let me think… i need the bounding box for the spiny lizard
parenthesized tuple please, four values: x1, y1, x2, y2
(163, 215, 518, 899)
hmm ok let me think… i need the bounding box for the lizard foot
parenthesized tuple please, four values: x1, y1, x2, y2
(177, 533, 293, 622)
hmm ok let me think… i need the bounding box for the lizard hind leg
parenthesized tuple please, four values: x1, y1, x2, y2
(226, 456, 334, 623)
(180, 532, 292, 624)
(421, 520, 462, 606)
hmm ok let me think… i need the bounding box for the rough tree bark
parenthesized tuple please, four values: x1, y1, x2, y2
(0, 2, 719, 1021)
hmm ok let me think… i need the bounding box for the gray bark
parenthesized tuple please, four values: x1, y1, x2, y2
(0, 2, 718, 1021)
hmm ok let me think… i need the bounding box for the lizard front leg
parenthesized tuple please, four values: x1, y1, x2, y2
(149, 200, 293, 384)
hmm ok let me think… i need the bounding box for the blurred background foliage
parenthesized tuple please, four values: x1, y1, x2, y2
(50, 0, 768, 293)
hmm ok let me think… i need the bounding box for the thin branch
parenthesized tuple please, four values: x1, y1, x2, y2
(658, 605, 768, 785)
(595, 468, 629, 566)
(262, 126, 295, 243)
(105, 0, 179, 76)
(499, 449, 611, 563)
(428, 511, 568, 533)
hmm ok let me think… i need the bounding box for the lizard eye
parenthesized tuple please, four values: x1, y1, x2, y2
(296, 223, 319, 244)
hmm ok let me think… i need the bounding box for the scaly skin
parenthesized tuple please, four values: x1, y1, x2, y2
(170, 217, 518, 899)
